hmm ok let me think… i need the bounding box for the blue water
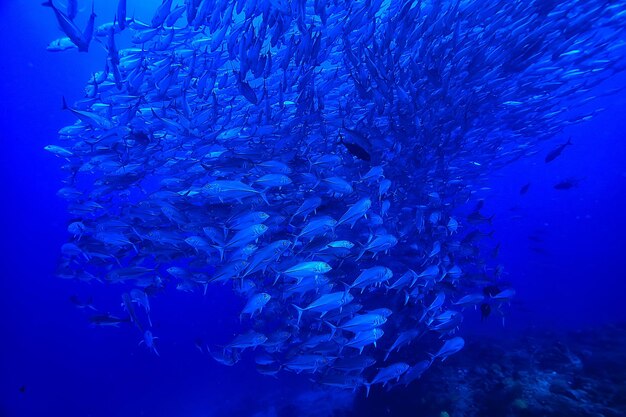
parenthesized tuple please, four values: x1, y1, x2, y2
(1, 1, 626, 416)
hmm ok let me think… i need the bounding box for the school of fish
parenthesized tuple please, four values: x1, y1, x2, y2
(45, 0, 626, 396)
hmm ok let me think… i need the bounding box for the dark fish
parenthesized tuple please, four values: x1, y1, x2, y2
(89, 314, 129, 327)
(483, 286, 501, 297)
(340, 135, 371, 161)
(491, 242, 500, 258)
(237, 75, 258, 104)
(117, 0, 126, 30)
(554, 178, 581, 190)
(467, 210, 494, 225)
(69, 295, 97, 310)
(545, 138, 572, 163)
(519, 182, 530, 195)
(480, 303, 491, 320)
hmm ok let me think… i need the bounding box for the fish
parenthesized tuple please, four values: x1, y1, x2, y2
(326, 313, 387, 336)
(401, 360, 432, 386)
(69, 295, 97, 310)
(554, 178, 581, 190)
(292, 291, 354, 324)
(356, 234, 398, 260)
(47, 37, 77, 52)
(336, 198, 372, 228)
(545, 138, 572, 163)
(139, 330, 159, 356)
(129, 289, 152, 326)
(351, 267, 393, 293)
(282, 262, 332, 281)
(240, 293, 271, 320)
(42, 0, 94, 52)
(66, 0, 77, 20)
(431, 337, 465, 362)
(364, 362, 409, 396)
(343, 328, 385, 354)
(121, 292, 143, 332)
(117, 0, 126, 30)
(42, 0, 626, 394)
(89, 314, 128, 327)
(384, 329, 420, 361)
(340, 134, 371, 161)
(284, 354, 334, 374)
(227, 331, 268, 351)
(208, 347, 240, 366)
(519, 183, 531, 195)
(452, 293, 485, 309)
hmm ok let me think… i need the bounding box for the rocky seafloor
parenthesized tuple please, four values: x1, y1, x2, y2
(347, 323, 626, 417)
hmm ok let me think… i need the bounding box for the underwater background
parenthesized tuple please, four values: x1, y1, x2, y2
(1, 1, 626, 416)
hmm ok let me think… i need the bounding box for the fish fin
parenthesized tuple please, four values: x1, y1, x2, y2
(272, 271, 281, 286)
(211, 245, 224, 262)
(339, 281, 352, 295)
(365, 383, 371, 397)
(292, 304, 304, 325)
(323, 320, 337, 338)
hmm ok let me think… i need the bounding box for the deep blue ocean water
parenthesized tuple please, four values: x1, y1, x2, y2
(1, 1, 625, 416)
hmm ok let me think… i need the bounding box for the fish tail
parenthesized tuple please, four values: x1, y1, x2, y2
(323, 320, 337, 338)
(259, 191, 270, 205)
(211, 245, 224, 262)
(42, 0, 54, 7)
(365, 383, 372, 398)
(292, 304, 304, 325)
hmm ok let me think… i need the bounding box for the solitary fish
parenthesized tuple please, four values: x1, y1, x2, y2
(545, 138, 572, 163)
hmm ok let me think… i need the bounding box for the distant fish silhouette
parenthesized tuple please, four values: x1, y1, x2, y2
(545, 137, 572, 163)
(519, 182, 531, 195)
(554, 177, 581, 190)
